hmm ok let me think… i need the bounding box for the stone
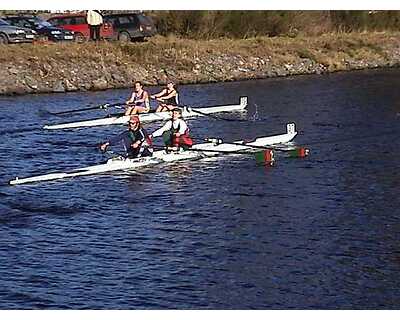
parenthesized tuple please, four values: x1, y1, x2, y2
(8, 67, 19, 75)
(52, 81, 65, 93)
(111, 72, 125, 83)
(64, 79, 78, 92)
(92, 78, 108, 91)
(24, 76, 39, 90)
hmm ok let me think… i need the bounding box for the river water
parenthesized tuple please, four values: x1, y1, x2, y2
(0, 69, 400, 309)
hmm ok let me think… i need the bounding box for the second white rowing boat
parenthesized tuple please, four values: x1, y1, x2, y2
(43, 96, 248, 130)
(9, 123, 297, 185)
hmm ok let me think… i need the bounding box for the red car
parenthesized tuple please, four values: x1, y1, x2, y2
(47, 13, 114, 42)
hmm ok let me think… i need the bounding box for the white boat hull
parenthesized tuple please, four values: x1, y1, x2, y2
(9, 123, 297, 185)
(43, 97, 248, 130)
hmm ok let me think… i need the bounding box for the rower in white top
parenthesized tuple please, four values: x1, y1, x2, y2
(149, 107, 193, 151)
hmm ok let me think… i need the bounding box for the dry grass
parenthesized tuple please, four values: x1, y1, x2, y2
(1, 31, 399, 72)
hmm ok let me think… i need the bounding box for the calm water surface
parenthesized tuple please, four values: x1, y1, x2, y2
(1, 69, 400, 309)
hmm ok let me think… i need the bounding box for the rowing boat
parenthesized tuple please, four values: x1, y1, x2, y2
(10, 123, 296, 185)
(10, 123, 297, 185)
(43, 96, 248, 130)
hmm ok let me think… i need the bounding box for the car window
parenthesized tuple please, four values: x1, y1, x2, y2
(26, 18, 50, 28)
(137, 15, 151, 25)
(118, 16, 130, 25)
(104, 17, 114, 24)
(75, 17, 86, 24)
(63, 17, 73, 25)
(131, 15, 140, 25)
(0, 18, 9, 25)
(48, 18, 64, 26)
(15, 19, 30, 28)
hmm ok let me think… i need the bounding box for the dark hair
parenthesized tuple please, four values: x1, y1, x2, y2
(134, 81, 143, 86)
(167, 81, 178, 92)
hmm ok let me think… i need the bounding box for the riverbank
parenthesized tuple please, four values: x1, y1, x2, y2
(1, 32, 399, 95)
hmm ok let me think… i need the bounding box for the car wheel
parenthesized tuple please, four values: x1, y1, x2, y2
(118, 31, 131, 42)
(0, 33, 9, 45)
(75, 33, 86, 43)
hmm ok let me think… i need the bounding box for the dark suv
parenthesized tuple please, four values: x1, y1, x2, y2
(0, 18, 36, 44)
(3, 16, 75, 42)
(103, 13, 156, 42)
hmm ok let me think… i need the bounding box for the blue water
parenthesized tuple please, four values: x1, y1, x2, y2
(1, 69, 400, 309)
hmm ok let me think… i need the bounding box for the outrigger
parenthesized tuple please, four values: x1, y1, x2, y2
(9, 123, 298, 185)
(43, 97, 248, 130)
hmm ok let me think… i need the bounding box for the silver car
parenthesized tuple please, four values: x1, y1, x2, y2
(0, 18, 36, 44)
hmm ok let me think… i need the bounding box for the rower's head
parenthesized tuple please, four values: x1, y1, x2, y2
(128, 115, 140, 130)
(134, 81, 143, 92)
(166, 81, 175, 90)
(171, 108, 182, 120)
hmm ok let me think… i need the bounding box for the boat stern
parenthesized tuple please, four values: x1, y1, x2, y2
(287, 123, 296, 135)
(240, 96, 248, 107)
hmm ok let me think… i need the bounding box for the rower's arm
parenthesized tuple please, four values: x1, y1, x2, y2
(137, 129, 147, 143)
(126, 91, 136, 104)
(100, 132, 126, 151)
(159, 90, 177, 100)
(107, 132, 127, 145)
(151, 122, 171, 138)
(177, 120, 188, 135)
(151, 89, 166, 99)
(143, 91, 150, 108)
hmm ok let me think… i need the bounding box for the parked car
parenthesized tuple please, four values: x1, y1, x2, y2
(47, 13, 114, 42)
(103, 13, 156, 42)
(3, 16, 75, 42)
(0, 18, 36, 44)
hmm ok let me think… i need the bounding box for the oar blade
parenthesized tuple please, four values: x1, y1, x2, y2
(255, 149, 275, 166)
(287, 147, 310, 158)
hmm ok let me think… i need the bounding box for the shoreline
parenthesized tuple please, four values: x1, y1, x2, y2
(1, 32, 399, 96)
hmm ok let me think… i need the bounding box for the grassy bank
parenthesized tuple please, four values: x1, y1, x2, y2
(1, 32, 399, 95)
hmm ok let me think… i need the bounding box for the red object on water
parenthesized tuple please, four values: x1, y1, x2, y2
(255, 149, 274, 166)
(289, 147, 310, 158)
(265, 149, 274, 162)
(298, 147, 310, 158)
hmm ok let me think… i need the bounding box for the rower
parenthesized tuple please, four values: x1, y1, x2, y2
(100, 115, 153, 158)
(150, 81, 179, 112)
(149, 108, 193, 150)
(125, 81, 150, 115)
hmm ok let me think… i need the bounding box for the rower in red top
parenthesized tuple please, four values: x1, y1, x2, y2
(150, 81, 179, 112)
(149, 108, 193, 150)
(125, 81, 150, 115)
(100, 115, 153, 158)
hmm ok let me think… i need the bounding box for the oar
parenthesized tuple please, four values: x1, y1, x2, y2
(48, 102, 126, 116)
(203, 138, 295, 152)
(151, 144, 260, 156)
(0, 125, 42, 135)
(183, 106, 249, 122)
